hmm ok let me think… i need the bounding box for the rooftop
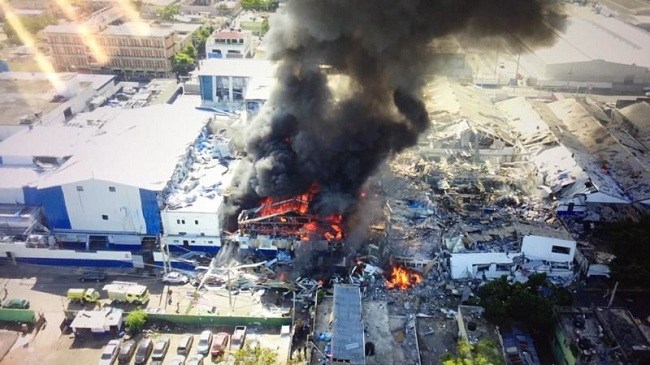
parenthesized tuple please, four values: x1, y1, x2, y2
(36, 103, 211, 191)
(526, 9, 650, 68)
(0, 72, 95, 126)
(196, 59, 275, 78)
(332, 284, 365, 364)
(100, 22, 200, 37)
(211, 29, 250, 40)
(555, 307, 650, 364)
(244, 76, 275, 101)
(548, 98, 650, 201)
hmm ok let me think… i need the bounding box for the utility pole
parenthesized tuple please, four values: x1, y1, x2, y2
(513, 51, 521, 91)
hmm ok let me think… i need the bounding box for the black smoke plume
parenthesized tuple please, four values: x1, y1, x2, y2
(229, 0, 565, 219)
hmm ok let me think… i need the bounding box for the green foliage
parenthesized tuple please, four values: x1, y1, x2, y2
(241, 0, 277, 11)
(592, 215, 650, 288)
(182, 44, 196, 59)
(3, 14, 57, 45)
(478, 274, 572, 335)
(156, 4, 180, 21)
(191, 25, 213, 58)
(232, 343, 278, 365)
(172, 51, 195, 75)
(261, 18, 269, 35)
(125, 309, 148, 334)
(440, 339, 505, 365)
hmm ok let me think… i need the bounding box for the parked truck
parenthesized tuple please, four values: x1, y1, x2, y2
(67, 288, 101, 303)
(102, 281, 150, 304)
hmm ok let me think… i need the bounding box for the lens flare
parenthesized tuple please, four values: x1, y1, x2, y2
(52, 0, 108, 65)
(0, 0, 61, 89)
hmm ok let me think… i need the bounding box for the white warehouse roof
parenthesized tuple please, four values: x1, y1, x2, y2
(528, 14, 650, 68)
(38, 104, 210, 191)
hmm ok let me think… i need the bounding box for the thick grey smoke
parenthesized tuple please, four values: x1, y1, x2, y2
(229, 0, 564, 219)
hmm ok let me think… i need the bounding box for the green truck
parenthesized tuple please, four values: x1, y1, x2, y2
(67, 288, 101, 303)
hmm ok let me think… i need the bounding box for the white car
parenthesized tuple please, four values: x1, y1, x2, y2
(162, 271, 189, 285)
(99, 339, 121, 365)
(165, 355, 186, 365)
(196, 330, 213, 355)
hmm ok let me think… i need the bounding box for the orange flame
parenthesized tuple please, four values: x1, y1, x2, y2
(257, 183, 344, 241)
(386, 266, 422, 290)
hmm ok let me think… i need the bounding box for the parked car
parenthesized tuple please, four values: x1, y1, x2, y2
(185, 355, 204, 365)
(177, 334, 194, 356)
(162, 271, 189, 285)
(117, 340, 137, 364)
(165, 355, 185, 365)
(2, 298, 30, 309)
(196, 330, 213, 355)
(211, 332, 230, 357)
(230, 326, 247, 350)
(151, 337, 171, 361)
(99, 339, 121, 365)
(80, 270, 107, 282)
(134, 338, 154, 365)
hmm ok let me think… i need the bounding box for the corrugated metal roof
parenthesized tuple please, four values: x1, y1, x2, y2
(332, 284, 365, 365)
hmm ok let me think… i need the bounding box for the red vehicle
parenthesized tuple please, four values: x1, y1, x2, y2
(211, 332, 230, 357)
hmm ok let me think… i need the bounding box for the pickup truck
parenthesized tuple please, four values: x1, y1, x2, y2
(67, 288, 100, 303)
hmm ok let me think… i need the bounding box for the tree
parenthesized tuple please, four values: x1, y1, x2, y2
(192, 25, 213, 59)
(261, 18, 269, 35)
(156, 4, 180, 21)
(478, 274, 572, 335)
(592, 215, 650, 288)
(232, 343, 278, 365)
(125, 309, 148, 334)
(440, 339, 505, 365)
(172, 51, 195, 76)
(241, 0, 278, 11)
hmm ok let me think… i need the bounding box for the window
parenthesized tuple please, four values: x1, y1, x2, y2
(551, 245, 571, 255)
(109, 186, 116, 192)
(76, 186, 84, 191)
(195, 220, 199, 225)
(191, 240, 195, 244)
(102, 215, 109, 220)
(173, 240, 179, 243)
(208, 240, 213, 244)
(181, 220, 185, 224)
(176, 219, 180, 224)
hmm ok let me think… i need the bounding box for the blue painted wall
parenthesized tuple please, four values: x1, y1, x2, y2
(200, 76, 213, 101)
(22, 186, 42, 206)
(39, 186, 71, 229)
(139, 189, 161, 235)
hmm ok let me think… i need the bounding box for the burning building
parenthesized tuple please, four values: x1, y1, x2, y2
(226, 0, 566, 252)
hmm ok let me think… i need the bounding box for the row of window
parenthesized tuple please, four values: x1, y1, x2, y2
(110, 58, 169, 69)
(77, 186, 116, 192)
(172, 239, 216, 244)
(48, 35, 168, 49)
(214, 38, 246, 44)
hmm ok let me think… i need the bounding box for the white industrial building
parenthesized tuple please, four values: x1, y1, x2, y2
(520, 7, 650, 90)
(196, 59, 274, 112)
(449, 235, 577, 280)
(205, 28, 254, 59)
(0, 101, 214, 250)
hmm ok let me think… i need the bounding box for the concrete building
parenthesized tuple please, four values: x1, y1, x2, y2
(0, 72, 116, 141)
(520, 6, 650, 91)
(196, 58, 274, 112)
(44, 20, 199, 77)
(205, 28, 254, 59)
(552, 307, 650, 365)
(0, 100, 212, 250)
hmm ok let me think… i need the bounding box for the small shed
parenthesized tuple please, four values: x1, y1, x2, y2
(70, 307, 123, 335)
